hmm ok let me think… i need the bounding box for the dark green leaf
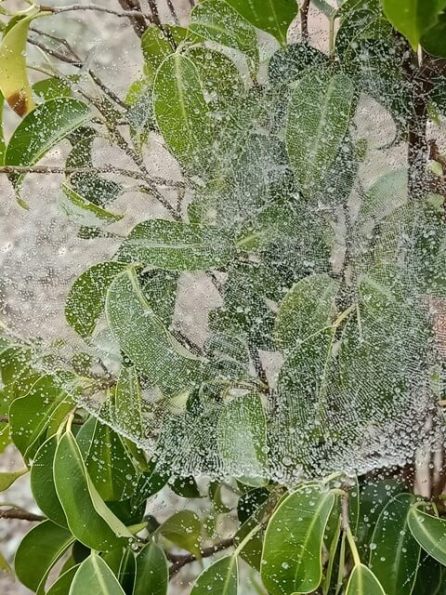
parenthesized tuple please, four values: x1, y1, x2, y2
(65, 261, 127, 339)
(116, 219, 235, 271)
(369, 493, 420, 594)
(31, 435, 67, 527)
(422, 12, 446, 57)
(54, 429, 132, 551)
(408, 507, 446, 566)
(286, 71, 355, 198)
(261, 485, 336, 594)
(46, 565, 79, 595)
(345, 564, 386, 594)
(60, 183, 123, 227)
(225, 0, 298, 45)
(191, 555, 238, 595)
(159, 510, 202, 556)
(15, 521, 74, 592)
(190, 0, 258, 71)
(134, 543, 168, 595)
(5, 98, 91, 195)
(33, 77, 73, 101)
(217, 394, 267, 486)
(70, 553, 125, 595)
(106, 268, 202, 395)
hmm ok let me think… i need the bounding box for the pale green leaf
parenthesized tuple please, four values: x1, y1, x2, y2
(133, 543, 168, 595)
(408, 507, 446, 566)
(159, 511, 202, 556)
(69, 553, 125, 595)
(381, 0, 446, 49)
(60, 183, 123, 227)
(191, 555, 238, 595)
(345, 564, 386, 594)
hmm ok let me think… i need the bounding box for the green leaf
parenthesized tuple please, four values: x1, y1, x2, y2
(369, 494, 420, 594)
(286, 72, 355, 198)
(191, 555, 238, 595)
(159, 510, 202, 556)
(133, 543, 168, 595)
(46, 565, 79, 595)
(33, 77, 73, 101)
(217, 394, 267, 487)
(116, 219, 235, 271)
(105, 268, 202, 395)
(381, 0, 446, 49)
(112, 366, 143, 437)
(70, 553, 125, 595)
(76, 417, 138, 502)
(54, 429, 132, 551)
(0, 467, 27, 491)
(9, 374, 73, 459)
(261, 485, 336, 594)
(346, 564, 386, 594)
(408, 507, 446, 566)
(225, 0, 298, 45)
(190, 0, 259, 71)
(153, 53, 212, 171)
(0, 13, 37, 116)
(275, 274, 339, 351)
(413, 554, 443, 595)
(15, 520, 74, 592)
(31, 435, 67, 527)
(5, 98, 91, 195)
(141, 25, 197, 81)
(65, 261, 127, 339)
(422, 11, 446, 57)
(60, 183, 123, 227)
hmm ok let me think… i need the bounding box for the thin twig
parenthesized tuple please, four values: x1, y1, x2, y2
(0, 507, 44, 522)
(147, 0, 161, 26)
(168, 538, 234, 577)
(301, 0, 310, 43)
(0, 165, 182, 188)
(166, 0, 180, 24)
(41, 4, 146, 19)
(30, 26, 81, 62)
(118, 0, 149, 37)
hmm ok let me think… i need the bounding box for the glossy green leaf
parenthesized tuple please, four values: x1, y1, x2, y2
(413, 554, 443, 595)
(113, 366, 143, 437)
(191, 555, 238, 595)
(346, 564, 386, 594)
(286, 72, 355, 198)
(60, 183, 123, 227)
(381, 0, 446, 49)
(190, 0, 259, 70)
(31, 435, 67, 527)
(153, 53, 212, 170)
(225, 0, 298, 45)
(422, 12, 446, 57)
(5, 98, 91, 195)
(0, 467, 27, 491)
(106, 268, 202, 395)
(408, 507, 446, 566)
(65, 261, 127, 339)
(117, 219, 235, 271)
(70, 553, 125, 595)
(369, 493, 420, 594)
(133, 543, 168, 595)
(275, 274, 339, 351)
(76, 417, 138, 502)
(54, 429, 132, 551)
(46, 565, 79, 595)
(0, 13, 36, 116)
(15, 520, 74, 592)
(33, 77, 73, 101)
(261, 485, 336, 594)
(141, 25, 197, 80)
(9, 374, 73, 458)
(217, 394, 267, 486)
(159, 510, 202, 556)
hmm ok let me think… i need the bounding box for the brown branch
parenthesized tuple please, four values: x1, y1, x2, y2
(118, 0, 149, 37)
(301, 0, 311, 43)
(147, 0, 161, 26)
(168, 538, 234, 577)
(0, 508, 44, 522)
(0, 165, 183, 188)
(41, 4, 146, 19)
(166, 0, 180, 24)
